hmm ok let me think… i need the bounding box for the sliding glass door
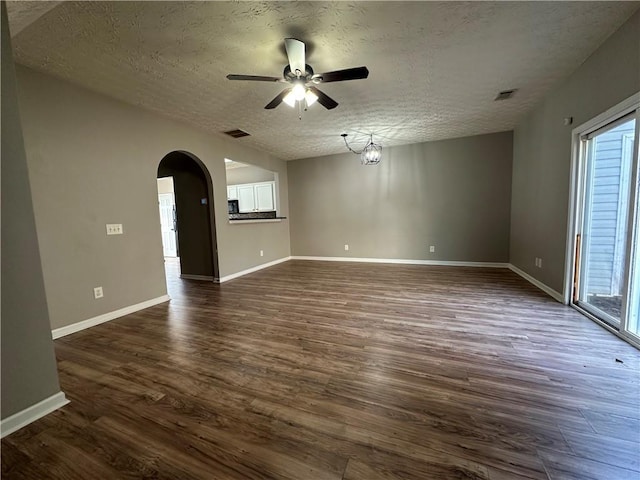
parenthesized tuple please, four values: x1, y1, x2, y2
(626, 195, 640, 337)
(573, 104, 640, 345)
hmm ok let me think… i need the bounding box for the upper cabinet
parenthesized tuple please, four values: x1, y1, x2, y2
(229, 181, 275, 212)
(237, 184, 256, 212)
(255, 183, 275, 211)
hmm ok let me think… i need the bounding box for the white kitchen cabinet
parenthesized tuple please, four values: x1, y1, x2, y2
(237, 184, 256, 212)
(228, 181, 276, 212)
(255, 183, 275, 211)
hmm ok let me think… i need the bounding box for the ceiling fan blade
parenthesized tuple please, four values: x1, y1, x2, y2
(317, 66, 369, 83)
(264, 89, 290, 109)
(227, 74, 282, 82)
(307, 86, 338, 110)
(284, 38, 306, 75)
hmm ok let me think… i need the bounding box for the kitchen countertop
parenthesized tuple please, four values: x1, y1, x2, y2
(228, 211, 286, 223)
(228, 218, 286, 224)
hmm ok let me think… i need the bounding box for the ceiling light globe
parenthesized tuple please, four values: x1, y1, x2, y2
(305, 89, 318, 107)
(283, 91, 296, 108)
(292, 83, 306, 101)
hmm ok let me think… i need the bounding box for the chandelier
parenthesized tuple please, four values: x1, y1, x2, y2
(341, 133, 382, 165)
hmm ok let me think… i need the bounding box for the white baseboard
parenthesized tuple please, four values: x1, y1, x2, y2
(508, 264, 564, 303)
(290, 256, 509, 268)
(52, 295, 171, 339)
(180, 274, 214, 281)
(219, 256, 292, 283)
(1, 391, 69, 438)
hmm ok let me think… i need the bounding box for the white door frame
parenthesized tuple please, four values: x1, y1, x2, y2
(563, 92, 640, 348)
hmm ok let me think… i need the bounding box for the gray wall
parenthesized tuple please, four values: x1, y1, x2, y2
(226, 164, 275, 186)
(15, 66, 291, 331)
(510, 10, 640, 294)
(288, 132, 513, 262)
(1, 3, 62, 419)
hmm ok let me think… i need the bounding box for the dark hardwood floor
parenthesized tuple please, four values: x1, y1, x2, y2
(3, 259, 639, 479)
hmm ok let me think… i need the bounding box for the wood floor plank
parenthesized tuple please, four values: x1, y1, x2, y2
(2, 259, 639, 479)
(581, 409, 640, 443)
(538, 448, 639, 480)
(560, 428, 640, 473)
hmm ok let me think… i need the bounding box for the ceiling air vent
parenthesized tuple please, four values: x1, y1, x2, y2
(494, 89, 518, 101)
(223, 129, 250, 138)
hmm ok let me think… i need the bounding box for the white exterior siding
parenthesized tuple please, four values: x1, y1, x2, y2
(586, 122, 635, 295)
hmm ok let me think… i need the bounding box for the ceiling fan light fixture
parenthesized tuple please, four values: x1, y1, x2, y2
(292, 82, 306, 101)
(305, 89, 318, 107)
(227, 38, 369, 112)
(283, 90, 296, 108)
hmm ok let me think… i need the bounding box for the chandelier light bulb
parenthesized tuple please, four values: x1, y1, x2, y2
(361, 141, 382, 165)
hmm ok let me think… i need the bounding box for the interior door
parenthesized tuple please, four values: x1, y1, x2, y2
(574, 113, 638, 333)
(158, 193, 177, 257)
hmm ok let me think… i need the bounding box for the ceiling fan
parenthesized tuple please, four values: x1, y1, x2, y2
(226, 38, 369, 111)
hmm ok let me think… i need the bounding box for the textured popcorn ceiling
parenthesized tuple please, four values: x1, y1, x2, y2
(7, 1, 639, 160)
(5, 1, 61, 36)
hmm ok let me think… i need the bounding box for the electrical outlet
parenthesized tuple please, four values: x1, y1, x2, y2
(538, 258, 543, 268)
(344, 244, 349, 251)
(260, 250, 264, 257)
(106, 224, 123, 235)
(93, 286, 104, 299)
(429, 246, 435, 253)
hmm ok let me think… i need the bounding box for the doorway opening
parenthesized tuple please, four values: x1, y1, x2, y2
(567, 94, 640, 348)
(157, 151, 219, 285)
(157, 176, 178, 258)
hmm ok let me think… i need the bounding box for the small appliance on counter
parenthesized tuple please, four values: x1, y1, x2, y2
(228, 199, 239, 214)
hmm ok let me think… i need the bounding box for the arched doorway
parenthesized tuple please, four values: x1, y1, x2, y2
(157, 151, 219, 282)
